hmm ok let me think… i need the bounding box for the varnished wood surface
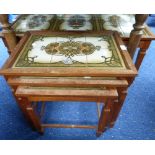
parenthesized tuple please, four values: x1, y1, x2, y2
(0, 68, 137, 77)
(1, 31, 31, 69)
(97, 99, 113, 136)
(28, 96, 107, 102)
(15, 86, 118, 98)
(8, 77, 128, 88)
(17, 97, 43, 132)
(135, 40, 151, 69)
(127, 14, 149, 58)
(0, 14, 18, 54)
(110, 88, 128, 127)
(41, 124, 97, 129)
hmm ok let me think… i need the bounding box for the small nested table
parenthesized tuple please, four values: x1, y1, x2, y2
(0, 31, 137, 136)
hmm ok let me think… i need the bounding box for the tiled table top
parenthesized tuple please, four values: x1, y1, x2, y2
(11, 14, 154, 38)
(13, 34, 126, 69)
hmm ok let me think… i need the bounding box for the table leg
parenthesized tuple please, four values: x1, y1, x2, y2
(17, 97, 43, 133)
(96, 99, 114, 137)
(127, 14, 148, 58)
(10, 86, 33, 125)
(135, 41, 151, 70)
(0, 14, 17, 54)
(109, 88, 127, 128)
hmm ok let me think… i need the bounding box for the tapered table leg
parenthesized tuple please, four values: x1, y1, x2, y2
(135, 41, 151, 70)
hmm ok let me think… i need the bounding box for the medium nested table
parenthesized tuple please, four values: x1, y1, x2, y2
(0, 31, 137, 136)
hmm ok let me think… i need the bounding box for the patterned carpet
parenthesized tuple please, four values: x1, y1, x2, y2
(0, 16, 155, 140)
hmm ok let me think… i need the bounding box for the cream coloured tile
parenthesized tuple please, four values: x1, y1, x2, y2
(101, 14, 136, 37)
(62, 14, 92, 20)
(85, 37, 110, 49)
(60, 22, 92, 31)
(15, 14, 54, 32)
(13, 34, 125, 68)
(59, 14, 92, 31)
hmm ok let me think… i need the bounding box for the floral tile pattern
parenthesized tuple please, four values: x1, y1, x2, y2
(101, 14, 149, 37)
(13, 35, 125, 68)
(58, 14, 93, 31)
(12, 14, 151, 38)
(13, 15, 54, 32)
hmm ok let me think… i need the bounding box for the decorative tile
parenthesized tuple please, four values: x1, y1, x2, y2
(14, 15, 54, 32)
(59, 14, 93, 31)
(101, 14, 149, 37)
(12, 35, 126, 68)
(11, 14, 152, 38)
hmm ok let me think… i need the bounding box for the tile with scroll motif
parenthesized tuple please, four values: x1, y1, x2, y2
(101, 14, 150, 37)
(13, 14, 54, 32)
(12, 34, 126, 69)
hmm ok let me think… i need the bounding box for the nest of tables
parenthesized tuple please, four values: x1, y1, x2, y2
(0, 31, 137, 136)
